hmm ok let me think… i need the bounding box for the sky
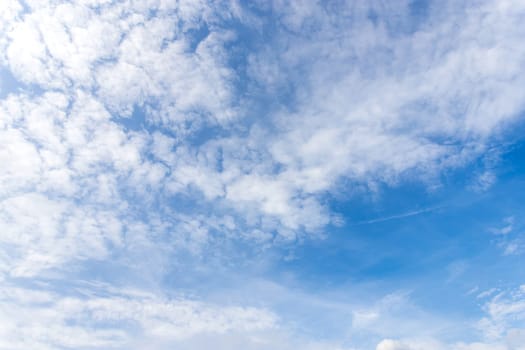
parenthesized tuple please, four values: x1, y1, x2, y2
(1, 0, 525, 349)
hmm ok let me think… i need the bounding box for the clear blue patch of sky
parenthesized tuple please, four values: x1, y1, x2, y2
(185, 22, 210, 52)
(0, 68, 44, 99)
(115, 105, 148, 131)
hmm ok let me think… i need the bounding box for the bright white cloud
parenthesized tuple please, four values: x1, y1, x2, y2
(3, 0, 238, 124)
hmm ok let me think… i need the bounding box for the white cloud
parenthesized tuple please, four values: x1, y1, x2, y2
(377, 339, 414, 350)
(136, 331, 355, 350)
(376, 338, 509, 350)
(491, 217, 515, 235)
(0, 282, 277, 350)
(470, 170, 497, 192)
(2, 0, 238, 126)
(376, 284, 525, 350)
(480, 287, 525, 338)
(376, 339, 509, 350)
(225, 0, 525, 229)
(0, 90, 153, 276)
(0, 193, 124, 277)
(488, 217, 525, 256)
(3, 0, 525, 247)
(502, 241, 522, 256)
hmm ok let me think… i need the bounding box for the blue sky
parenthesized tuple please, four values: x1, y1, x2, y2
(1, 1, 525, 349)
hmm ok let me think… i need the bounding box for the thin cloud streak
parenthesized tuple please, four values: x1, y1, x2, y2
(351, 206, 443, 226)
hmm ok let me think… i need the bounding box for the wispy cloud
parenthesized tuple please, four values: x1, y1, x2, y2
(351, 206, 442, 225)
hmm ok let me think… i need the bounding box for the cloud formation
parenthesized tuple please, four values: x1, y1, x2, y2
(0, 281, 277, 349)
(1, 0, 525, 349)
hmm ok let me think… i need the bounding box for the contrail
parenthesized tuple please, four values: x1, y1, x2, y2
(351, 206, 442, 225)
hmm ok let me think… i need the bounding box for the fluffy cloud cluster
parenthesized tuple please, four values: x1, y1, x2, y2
(0, 91, 148, 277)
(2, 0, 236, 123)
(3, 0, 525, 271)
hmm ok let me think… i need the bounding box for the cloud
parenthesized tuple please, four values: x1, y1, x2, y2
(479, 286, 525, 339)
(3, 0, 525, 250)
(0, 193, 124, 277)
(488, 216, 525, 256)
(0, 281, 277, 350)
(0, 89, 164, 277)
(491, 217, 515, 235)
(376, 339, 509, 350)
(3, 0, 238, 124)
(148, 0, 525, 237)
(377, 339, 414, 350)
(375, 284, 525, 350)
(264, 0, 525, 179)
(352, 206, 440, 225)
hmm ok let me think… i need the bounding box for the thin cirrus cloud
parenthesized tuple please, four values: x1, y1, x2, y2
(0, 281, 277, 349)
(375, 283, 525, 350)
(1, 0, 525, 349)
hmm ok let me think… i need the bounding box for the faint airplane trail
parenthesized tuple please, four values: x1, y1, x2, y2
(351, 206, 443, 225)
